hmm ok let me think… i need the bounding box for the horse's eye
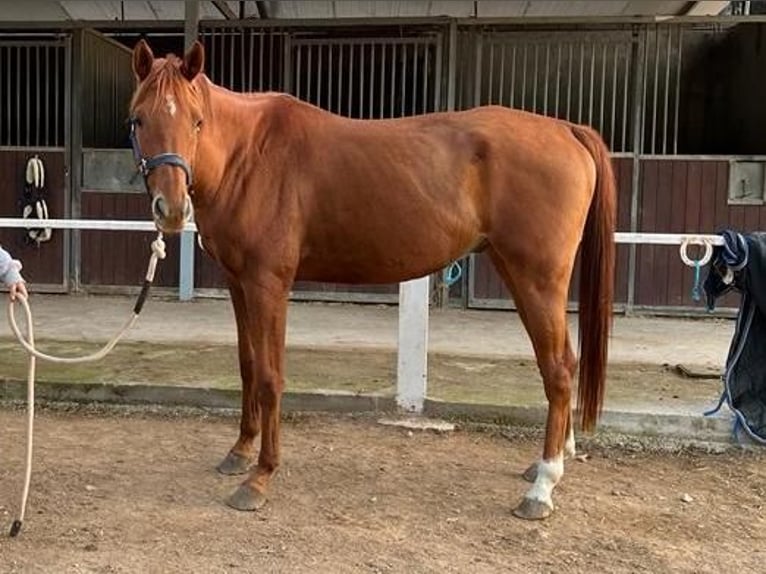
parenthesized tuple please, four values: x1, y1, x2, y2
(194, 118, 203, 129)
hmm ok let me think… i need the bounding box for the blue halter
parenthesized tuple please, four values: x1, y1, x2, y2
(128, 117, 193, 195)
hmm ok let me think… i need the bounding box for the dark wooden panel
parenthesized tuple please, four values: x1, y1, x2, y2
(634, 160, 694, 308)
(633, 160, 695, 308)
(729, 202, 746, 231)
(634, 159, 766, 309)
(698, 161, 717, 255)
(653, 159, 676, 307)
(614, 157, 633, 305)
(679, 161, 703, 306)
(470, 254, 499, 301)
(666, 160, 686, 306)
(470, 251, 507, 303)
(82, 193, 103, 285)
(195, 247, 227, 289)
(0, 150, 66, 286)
(80, 192, 180, 288)
(636, 159, 659, 306)
(745, 195, 761, 230)
(668, 160, 690, 307)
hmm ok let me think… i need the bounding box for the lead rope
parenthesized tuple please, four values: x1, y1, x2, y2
(7, 233, 166, 537)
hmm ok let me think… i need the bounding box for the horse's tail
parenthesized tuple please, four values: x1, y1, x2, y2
(570, 125, 616, 432)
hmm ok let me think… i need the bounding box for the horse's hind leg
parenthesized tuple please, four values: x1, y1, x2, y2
(217, 278, 260, 475)
(522, 331, 577, 483)
(522, 417, 577, 482)
(564, 395, 577, 457)
(488, 247, 576, 520)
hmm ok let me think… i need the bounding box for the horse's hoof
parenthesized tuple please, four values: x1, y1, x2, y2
(521, 462, 538, 483)
(216, 451, 253, 475)
(512, 497, 553, 521)
(226, 484, 267, 512)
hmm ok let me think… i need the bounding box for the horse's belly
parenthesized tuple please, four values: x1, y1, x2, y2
(295, 227, 479, 285)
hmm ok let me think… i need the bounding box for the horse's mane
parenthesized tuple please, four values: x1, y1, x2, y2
(131, 54, 203, 113)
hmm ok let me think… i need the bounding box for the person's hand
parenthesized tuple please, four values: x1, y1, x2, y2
(9, 281, 27, 302)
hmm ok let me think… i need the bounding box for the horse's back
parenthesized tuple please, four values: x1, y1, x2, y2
(273, 99, 598, 283)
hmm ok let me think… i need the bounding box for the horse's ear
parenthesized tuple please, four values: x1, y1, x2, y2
(132, 39, 154, 82)
(181, 41, 205, 82)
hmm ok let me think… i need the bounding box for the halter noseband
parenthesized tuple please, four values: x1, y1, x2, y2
(128, 117, 194, 194)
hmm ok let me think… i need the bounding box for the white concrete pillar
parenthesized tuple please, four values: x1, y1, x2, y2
(396, 276, 430, 412)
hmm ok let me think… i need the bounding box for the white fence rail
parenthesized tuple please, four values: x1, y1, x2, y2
(0, 218, 725, 412)
(0, 219, 727, 245)
(0, 218, 196, 232)
(614, 232, 724, 246)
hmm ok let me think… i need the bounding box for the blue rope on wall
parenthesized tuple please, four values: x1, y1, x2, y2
(443, 261, 463, 287)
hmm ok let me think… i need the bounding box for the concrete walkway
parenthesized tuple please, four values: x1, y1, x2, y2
(0, 293, 735, 368)
(0, 293, 743, 443)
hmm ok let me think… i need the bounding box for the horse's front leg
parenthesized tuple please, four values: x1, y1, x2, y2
(217, 279, 260, 475)
(226, 275, 290, 511)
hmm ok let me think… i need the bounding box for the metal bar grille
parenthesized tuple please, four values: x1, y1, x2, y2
(292, 36, 441, 119)
(0, 40, 67, 147)
(641, 25, 685, 155)
(470, 30, 637, 153)
(200, 23, 693, 156)
(201, 26, 441, 121)
(199, 27, 286, 92)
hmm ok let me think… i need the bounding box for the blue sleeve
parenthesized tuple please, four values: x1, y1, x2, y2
(0, 246, 24, 285)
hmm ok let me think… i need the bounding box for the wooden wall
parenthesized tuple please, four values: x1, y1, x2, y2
(80, 192, 180, 288)
(194, 247, 227, 290)
(634, 159, 753, 309)
(0, 150, 67, 287)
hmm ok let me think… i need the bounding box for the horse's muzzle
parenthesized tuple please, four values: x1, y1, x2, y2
(152, 193, 193, 233)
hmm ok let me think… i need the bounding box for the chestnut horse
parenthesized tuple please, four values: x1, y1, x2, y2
(129, 39, 615, 520)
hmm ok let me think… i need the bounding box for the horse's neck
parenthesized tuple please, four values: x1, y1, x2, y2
(192, 80, 275, 209)
(194, 83, 250, 189)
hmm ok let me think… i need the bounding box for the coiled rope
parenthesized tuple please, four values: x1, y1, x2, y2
(6, 233, 166, 537)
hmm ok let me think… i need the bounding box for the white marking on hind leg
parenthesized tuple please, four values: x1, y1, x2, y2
(564, 425, 576, 458)
(525, 426, 574, 482)
(524, 453, 564, 508)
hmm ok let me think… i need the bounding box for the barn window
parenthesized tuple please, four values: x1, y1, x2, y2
(728, 160, 766, 204)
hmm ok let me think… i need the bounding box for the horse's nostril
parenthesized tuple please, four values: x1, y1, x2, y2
(152, 194, 168, 219)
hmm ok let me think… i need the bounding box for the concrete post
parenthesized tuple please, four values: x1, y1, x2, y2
(396, 277, 430, 412)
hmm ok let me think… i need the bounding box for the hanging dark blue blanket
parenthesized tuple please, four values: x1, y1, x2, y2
(704, 230, 766, 443)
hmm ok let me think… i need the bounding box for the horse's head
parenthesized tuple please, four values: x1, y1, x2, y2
(130, 39, 205, 234)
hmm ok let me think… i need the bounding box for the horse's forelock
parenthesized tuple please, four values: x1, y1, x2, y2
(131, 56, 200, 113)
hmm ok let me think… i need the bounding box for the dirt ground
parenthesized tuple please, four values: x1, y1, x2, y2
(1, 407, 764, 574)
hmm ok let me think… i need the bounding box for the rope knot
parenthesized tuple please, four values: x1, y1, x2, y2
(151, 233, 167, 260)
